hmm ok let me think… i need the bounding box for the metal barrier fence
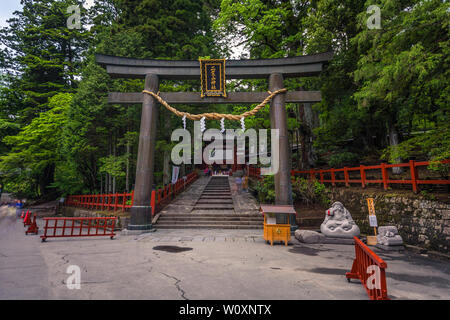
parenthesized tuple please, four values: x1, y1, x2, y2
(65, 171, 198, 215)
(40, 217, 117, 242)
(346, 236, 389, 300)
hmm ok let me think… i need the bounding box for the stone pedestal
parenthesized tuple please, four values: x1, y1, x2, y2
(376, 226, 404, 250)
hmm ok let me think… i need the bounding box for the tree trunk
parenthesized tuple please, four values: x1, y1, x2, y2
(298, 103, 319, 169)
(163, 151, 171, 185)
(388, 123, 403, 174)
(126, 140, 130, 192)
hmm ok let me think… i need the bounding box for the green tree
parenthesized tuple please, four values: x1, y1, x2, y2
(0, 93, 73, 198)
(0, 0, 90, 123)
(353, 0, 449, 167)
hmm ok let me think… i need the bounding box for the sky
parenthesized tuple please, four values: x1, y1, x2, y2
(0, 0, 96, 28)
(0, 0, 22, 28)
(0, 0, 245, 58)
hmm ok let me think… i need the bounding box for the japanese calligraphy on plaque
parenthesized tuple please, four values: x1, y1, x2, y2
(199, 59, 226, 98)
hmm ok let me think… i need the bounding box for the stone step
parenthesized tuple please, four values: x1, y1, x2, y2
(199, 195, 232, 199)
(156, 219, 263, 226)
(158, 216, 263, 222)
(155, 224, 263, 229)
(196, 200, 233, 204)
(194, 204, 234, 210)
(162, 212, 262, 218)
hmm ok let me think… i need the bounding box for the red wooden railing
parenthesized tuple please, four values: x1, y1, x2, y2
(248, 159, 449, 193)
(65, 171, 198, 216)
(40, 217, 117, 242)
(346, 236, 389, 300)
(247, 165, 261, 178)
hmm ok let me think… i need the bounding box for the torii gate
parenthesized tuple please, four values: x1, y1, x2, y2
(96, 52, 332, 232)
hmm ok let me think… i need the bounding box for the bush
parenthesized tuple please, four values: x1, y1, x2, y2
(254, 175, 275, 204)
(254, 175, 330, 207)
(328, 152, 359, 167)
(292, 177, 330, 206)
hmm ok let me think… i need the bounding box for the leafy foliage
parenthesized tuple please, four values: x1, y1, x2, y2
(254, 175, 275, 204)
(292, 177, 330, 206)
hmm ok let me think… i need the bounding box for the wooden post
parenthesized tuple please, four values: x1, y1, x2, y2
(114, 194, 119, 211)
(128, 74, 159, 231)
(360, 165, 366, 188)
(381, 163, 388, 190)
(151, 190, 156, 216)
(331, 168, 336, 186)
(344, 167, 349, 187)
(409, 160, 419, 193)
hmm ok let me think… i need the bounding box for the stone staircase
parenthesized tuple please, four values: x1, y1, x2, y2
(156, 176, 263, 229)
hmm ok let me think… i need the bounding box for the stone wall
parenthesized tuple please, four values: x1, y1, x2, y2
(328, 188, 450, 254)
(62, 207, 130, 230)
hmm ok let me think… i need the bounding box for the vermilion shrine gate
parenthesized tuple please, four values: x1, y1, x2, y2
(96, 52, 332, 231)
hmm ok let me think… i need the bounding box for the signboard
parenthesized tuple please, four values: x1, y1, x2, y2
(199, 59, 226, 98)
(367, 198, 378, 227)
(369, 215, 378, 227)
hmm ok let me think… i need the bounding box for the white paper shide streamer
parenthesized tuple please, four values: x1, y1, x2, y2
(200, 116, 206, 133)
(182, 115, 187, 130)
(220, 117, 225, 133)
(240, 117, 245, 132)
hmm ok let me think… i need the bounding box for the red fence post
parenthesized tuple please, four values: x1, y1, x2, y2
(344, 167, 349, 187)
(151, 190, 156, 216)
(309, 169, 315, 181)
(360, 165, 366, 188)
(381, 163, 388, 190)
(331, 168, 336, 186)
(409, 160, 419, 194)
(114, 194, 119, 211)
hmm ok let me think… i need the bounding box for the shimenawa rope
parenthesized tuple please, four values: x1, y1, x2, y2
(142, 88, 287, 121)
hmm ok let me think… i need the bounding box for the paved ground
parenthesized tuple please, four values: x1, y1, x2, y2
(1, 205, 449, 300)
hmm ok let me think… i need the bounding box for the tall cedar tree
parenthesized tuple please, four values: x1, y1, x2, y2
(0, 0, 90, 197)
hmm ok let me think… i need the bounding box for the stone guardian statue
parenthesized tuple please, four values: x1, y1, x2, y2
(320, 202, 360, 239)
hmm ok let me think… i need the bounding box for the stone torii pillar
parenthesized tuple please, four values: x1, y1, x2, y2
(269, 73, 296, 229)
(269, 73, 293, 205)
(127, 74, 159, 231)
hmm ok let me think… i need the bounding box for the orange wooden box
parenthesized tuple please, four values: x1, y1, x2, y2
(260, 205, 296, 246)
